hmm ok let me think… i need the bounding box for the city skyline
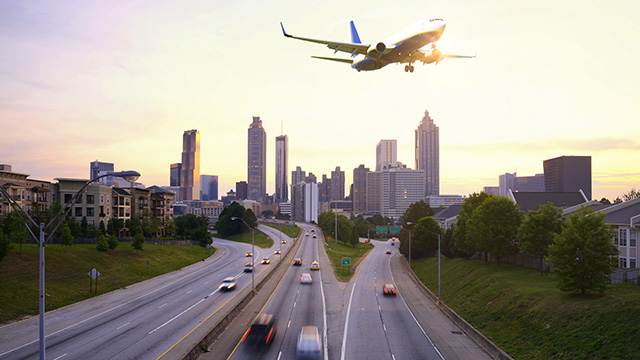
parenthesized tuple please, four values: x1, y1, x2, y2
(1, 1, 639, 201)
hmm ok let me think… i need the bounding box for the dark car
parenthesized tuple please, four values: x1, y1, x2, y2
(383, 283, 397, 296)
(242, 313, 277, 347)
(385, 250, 391, 254)
(293, 258, 302, 266)
(218, 277, 237, 291)
(244, 263, 254, 272)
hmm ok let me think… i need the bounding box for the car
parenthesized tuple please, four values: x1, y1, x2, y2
(305, 233, 309, 237)
(311, 228, 315, 232)
(218, 277, 237, 291)
(241, 313, 277, 347)
(310, 261, 319, 270)
(390, 241, 395, 246)
(244, 263, 254, 272)
(261, 258, 270, 264)
(365, 239, 370, 243)
(245, 251, 253, 257)
(293, 258, 302, 266)
(383, 283, 397, 296)
(385, 250, 391, 254)
(281, 240, 287, 244)
(300, 273, 312, 284)
(296, 326, 322, 359)
(312, 235, 317, 239)
(274, 249, 282, 254)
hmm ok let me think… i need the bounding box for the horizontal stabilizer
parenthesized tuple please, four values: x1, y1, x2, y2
(311, 56, 353, 64)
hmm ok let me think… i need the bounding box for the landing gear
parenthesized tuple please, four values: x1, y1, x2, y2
(404, 64, 414, 73)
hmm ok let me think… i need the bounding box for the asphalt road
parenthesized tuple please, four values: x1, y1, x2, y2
(0, 228, 292, 360)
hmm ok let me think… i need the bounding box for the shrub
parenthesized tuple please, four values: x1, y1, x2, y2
(107, 235, 119, 250)
(96, 236, 109, 252)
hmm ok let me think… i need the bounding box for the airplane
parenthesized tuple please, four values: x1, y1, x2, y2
(280, 18, 475, 73)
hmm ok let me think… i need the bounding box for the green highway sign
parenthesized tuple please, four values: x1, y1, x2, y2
(389, 226, 400, 235)
(341, 257, 351, 266)
(376, 226, 388, 235)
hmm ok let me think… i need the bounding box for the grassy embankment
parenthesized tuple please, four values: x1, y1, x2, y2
(325, 240, 374, 282)
(411, 257, 640, 360)
(221, 230, 273, 248)
(265, 223, 301, 239)
(0, 243, 212, 324)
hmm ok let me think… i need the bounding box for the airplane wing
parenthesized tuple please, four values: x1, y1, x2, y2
(280, 22, 370, 56)
(442, 47, 476, 59)
(311, 56, 354, 64)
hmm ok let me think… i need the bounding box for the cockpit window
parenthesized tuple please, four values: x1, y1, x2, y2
(429, 18, 443, 22)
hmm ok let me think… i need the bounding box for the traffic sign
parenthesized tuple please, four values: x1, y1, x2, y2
(376, 226, 388, 235)
(341, 257, 351, 266)
(88, 268, 100, 279)
(389, 226, 400, 234)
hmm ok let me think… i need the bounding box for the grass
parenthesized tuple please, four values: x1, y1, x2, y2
(411, 257, 640, 360)
(265, 224, 301, 238)
(0, 243, 213, 324)
(325, 241, 374, 282)
(222, 230, 273, 248)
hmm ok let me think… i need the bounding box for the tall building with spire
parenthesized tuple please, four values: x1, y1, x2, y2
(180, 129, 200, 200)
(415, 110, 439, 197)
(248, 116, 267, 202)
(275, 135, 288, 202)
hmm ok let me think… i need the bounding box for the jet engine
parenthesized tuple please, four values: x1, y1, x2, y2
(367, 42, 387, 58)
(421, 48, 443, 64)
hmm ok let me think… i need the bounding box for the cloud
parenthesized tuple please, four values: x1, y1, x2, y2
(443, 137, 640, 154)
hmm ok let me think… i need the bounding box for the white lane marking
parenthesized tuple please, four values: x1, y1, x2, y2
(378, 305, 381, 311)
(116, 322, 130, 330)
(53, 354, 67, 360)
(287, 320, 291, 328)
(319, 257, 328, 360)
(340, 277, 358, 360)
(293, 302, 296, 308)
(204, 281, 209, 285)
(392, 355, 396, 360)
(383, 324, 387, 332)
(158, 303, 168, 309)
(148, 298, 206, 334)
(391, 267, 445, 360)
(186, 290, 192, 294)
(277, 351, 282, 360)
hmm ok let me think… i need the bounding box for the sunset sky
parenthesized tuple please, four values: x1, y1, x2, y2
(1, 0, 638, 201)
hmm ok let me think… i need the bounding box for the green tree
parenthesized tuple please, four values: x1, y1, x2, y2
(80, 216, 89, 238)
(107, 234, 119, 250)
(0, 231, 13, 263)
(368, 214, 388, 226)
(348, 225, 360, 247)
(454, 192, 493, 258)
(164, 216, 176, 236)
(517, 203, 564, 276)
(141, 209, 161, 237)
(60, 222, 74, 248)
(65, 217, 81, 238)
(99, 220, 106, 235)
(193, 226, 212, 247)
(621, 188, 640, 201)
(408, 216, 442, 259)
(8, 212, 28, 254)
(401, 200, 434, 229)
(96, 235, 109, 252)
(261, 209, 274, 218)
(107, 218, 125, 237)
(243, 208, 258, 228)
(441, 225, 462, 258)
(132, 232, 145, 251)
(547, 207, 618, 294)
(467, 196, 523, 267)
(214, 202, 245, 237)
(88, 224, 101, 240)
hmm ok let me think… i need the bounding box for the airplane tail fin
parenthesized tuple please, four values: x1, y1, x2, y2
(350, 21, 361, 44)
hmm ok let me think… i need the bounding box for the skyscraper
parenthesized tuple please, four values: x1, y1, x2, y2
(543, 155, 592, 200)
(170, 163, 181, 187)
(90, 160, 114, 185)
(275, 135, 288, 202)
(200, 175, 218, 200)
(376, 140, 397, 171)
(180, 129, 200, 200)
(367, 164, 425, 217)
(292, 166, 306, 186)
(353, 164, 369, 212)
(330, 166, 345, 201)
(236, 181, 248, 200)
(415, 110, 440, 197)
(248, 116, 267, 202)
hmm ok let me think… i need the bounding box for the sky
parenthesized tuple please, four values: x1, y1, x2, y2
(1, 0, 639, 201)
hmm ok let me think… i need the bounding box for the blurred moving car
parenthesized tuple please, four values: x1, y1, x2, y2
(296, 326, 322, 359)
(261, 258, 270, 264)
(245, 251, 253, 257)
(218, 277, 237, 291)
(305, 233, 309, 237)
(385, 250, 391, 254)
(312, 235, 317, 239)
(365, 238, 370, 243)
(293, 258, 302, 266)
(281, 240, 287, 244)
(300, 273, 312, 284)
(310, 261, 319, 270)
(241, 313, 277, 347)
(274, 249, 282, 254)
(390, 241, 395, 246)
(244, 263, 254, 272)
(311, 229, 315, 232)
(383, 283, 397, 296)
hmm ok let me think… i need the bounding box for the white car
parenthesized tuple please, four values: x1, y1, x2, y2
(297, 326, 322, 359)
(300, 273, 312, 284)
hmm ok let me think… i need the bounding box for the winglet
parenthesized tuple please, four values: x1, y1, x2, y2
(349, 21, 361, 44)
(280, 22, 292, 38)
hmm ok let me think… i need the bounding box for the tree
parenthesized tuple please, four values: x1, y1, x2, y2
(261, 209, 274, 218)
(0, 231, 13, 263)
(7, 212, 28, 254)
(454, 192, 493, 258)
(243, 208, 258, 228)
(107, 218, 124, 237)
(467, 196, 523, 267)
(99, 220, 106, 236)
(348, 225, 360, 247)
(599, 198, 612, 205)
(547, 207, 617, 294)
(214, 202, 245, 237)
(80, 216, 89, 238)
(193, 225, 212, 247)
(517, 203, 564, 276)
(621, 188, 640, 202)
(141, 209, 161, 237)
(88, 225, 101, 240)
(401, 200, 434, 229)
(164, 216, 176, 236)
(96, 235, 109, 252)
(368, 214, 388, 226)
(60, 222, 74, 248)
(132, 232, 145, 251)
(441, 225, 462, 258)
(107, 235, 119, 250)
(409, 216, 442, 259)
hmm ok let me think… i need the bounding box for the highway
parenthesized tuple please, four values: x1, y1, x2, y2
(0, 226, 292, 360)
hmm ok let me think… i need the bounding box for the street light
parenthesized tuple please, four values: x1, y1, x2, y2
(231, 216, 254, 290)
(404, 221, 442, 300)
(0, 170, 140, 360)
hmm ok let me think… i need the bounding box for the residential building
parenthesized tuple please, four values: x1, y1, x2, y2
(275, 135, 289, 202)
(248, 116, 267, 202)
(170, 163, 181, 187)
(237, 199, 261, 216)
(148, 185, 176, 220)
(0, 167, 51, 215)
(330, 166, 345, 201)
(483, 186, 499, 196)
(376, 139, 397, 171)
(180, 129, 200, 201)
(128, 187, 151, 219)
(600, 198, 640, 269)
(54, 178, 112, 226)
(352, 164, 369, 213)
(366, 163, 425, 218)
(200, 175, 218, 201)
(292, 166, 306, 185)
(507, 190, 589, 213)
(415, 109, 440, 197)
(543, 155, 592, 200)
(111, 187, 132, 223)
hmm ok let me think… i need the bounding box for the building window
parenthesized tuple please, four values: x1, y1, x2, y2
(620, 229, 628, 246)
(64, 194, 72, 204)
(107, 197, 110, 204)
(87, 195, 94, 204)
(631, 259, 637, 269)
(619, 258, 626, 268)
(87, 208, 94, 217)
(630, 230, 637, 247)
(75, 207, 82, 217)
(100, 195, 104, 203)
(107, 208, 110, 215)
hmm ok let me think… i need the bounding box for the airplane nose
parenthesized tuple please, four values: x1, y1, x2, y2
(439, 22, 446, 33)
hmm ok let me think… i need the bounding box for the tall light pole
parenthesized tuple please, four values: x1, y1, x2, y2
(0, 170, 140, 360)
(334, 201, 337, 246)
(231, 217, 254, 290)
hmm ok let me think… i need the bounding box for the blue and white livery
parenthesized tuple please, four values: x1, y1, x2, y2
(280, 18, 475, 73)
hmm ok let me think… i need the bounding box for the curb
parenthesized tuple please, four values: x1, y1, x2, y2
(398, 255, 513, 360)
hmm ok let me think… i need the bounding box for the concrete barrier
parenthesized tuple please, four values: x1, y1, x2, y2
(399, 256, 513, 360)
